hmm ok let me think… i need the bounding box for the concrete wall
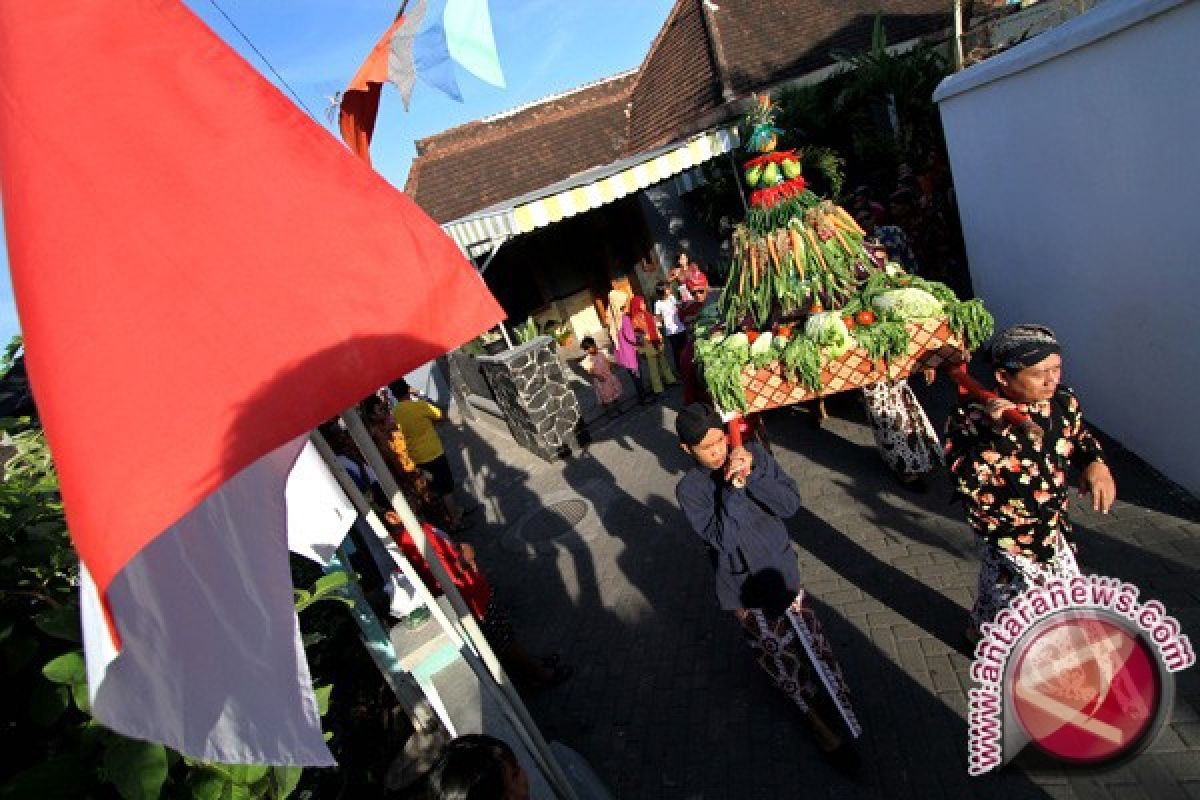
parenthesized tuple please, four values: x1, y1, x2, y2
(406, 360, 450, 406)
(638, 177, 726, 282)
(934, 0, 1200, 495)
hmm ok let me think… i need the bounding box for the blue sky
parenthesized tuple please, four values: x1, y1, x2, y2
(0, 0, 675, 345)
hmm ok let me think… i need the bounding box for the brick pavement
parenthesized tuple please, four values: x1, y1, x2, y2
(443, 380, 1200, 799)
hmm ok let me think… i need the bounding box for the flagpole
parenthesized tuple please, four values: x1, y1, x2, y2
(339, 408, 580, 800)
(310, 431, 445, 734)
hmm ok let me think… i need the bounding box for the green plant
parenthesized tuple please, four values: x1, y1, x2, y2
(774, 17, 951, 186)
(512, 317, 541, 344)
(540, 319, 572, 344)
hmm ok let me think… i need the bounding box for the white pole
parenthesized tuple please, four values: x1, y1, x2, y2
(310, 431, 440, 732)
(952, 0, 965, 71)
(339, 408, 579, 800)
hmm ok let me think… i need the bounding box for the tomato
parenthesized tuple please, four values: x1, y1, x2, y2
(842, 315, 856, 330)
(776, 324, 793, 338)
(855, 309, 877, 326)
(746, 330, 759, 344)
(809, 302, 824, 314)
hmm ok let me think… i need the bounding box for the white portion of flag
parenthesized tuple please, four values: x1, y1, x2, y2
(286, 440, 356, 566)
(79, 437, 338, 766)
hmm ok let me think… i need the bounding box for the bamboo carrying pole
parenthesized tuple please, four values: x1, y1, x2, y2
(945, 363, 1043, 442)
(339, 408, 579, 800)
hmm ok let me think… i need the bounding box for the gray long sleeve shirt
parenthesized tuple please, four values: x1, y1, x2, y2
(675, 442, 802, 613)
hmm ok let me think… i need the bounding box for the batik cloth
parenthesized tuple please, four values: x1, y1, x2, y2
(739, 590, 862, 738)
(970, 530, 1082, 628)
(861, 379, 942, 478)
(944, 386, 1104, 563)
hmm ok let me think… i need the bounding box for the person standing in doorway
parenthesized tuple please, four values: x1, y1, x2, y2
(669, 254, 695, 304)
(389, 377, 474, 532)
(654, 280, 688, 372)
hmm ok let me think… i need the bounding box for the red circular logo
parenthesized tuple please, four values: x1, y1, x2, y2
(1010, 613, 1162, 764)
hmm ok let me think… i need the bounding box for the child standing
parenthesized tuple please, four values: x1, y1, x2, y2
(580, 336, 622, 418)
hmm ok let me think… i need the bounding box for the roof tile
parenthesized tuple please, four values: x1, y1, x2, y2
(405, 0, 951, 222)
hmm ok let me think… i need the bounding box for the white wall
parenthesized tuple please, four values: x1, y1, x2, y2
(935, 0, 1200, 496)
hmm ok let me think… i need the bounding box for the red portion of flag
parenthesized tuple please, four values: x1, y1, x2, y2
(0, 1, 503, 600)
(339, 14, 407, 162)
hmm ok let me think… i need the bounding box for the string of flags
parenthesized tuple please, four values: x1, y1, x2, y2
(339, 0, 506, 162)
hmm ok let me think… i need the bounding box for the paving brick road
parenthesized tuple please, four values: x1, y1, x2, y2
(442, 377, 1200, 799)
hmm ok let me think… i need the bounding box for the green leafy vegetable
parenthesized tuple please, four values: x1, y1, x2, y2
(945, 297, 994, 351)
(780, 334, 823, 390)
(695, 334, 751, 412)
(871, 288, 943, 319)
(852, 318, 910, 360)
(804, 312, 852, 357)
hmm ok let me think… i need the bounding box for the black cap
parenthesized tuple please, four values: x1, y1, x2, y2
(675, 402, 723, 446)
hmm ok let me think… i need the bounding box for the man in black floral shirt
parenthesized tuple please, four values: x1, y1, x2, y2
(944, 324, 1117, 641)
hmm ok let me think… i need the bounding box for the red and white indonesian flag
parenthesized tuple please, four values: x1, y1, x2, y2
(0, 1, 503, 765)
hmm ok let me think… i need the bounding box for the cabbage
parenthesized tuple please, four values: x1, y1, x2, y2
(872, 288, 943, 320)
(749, 332, 773, 357)
(804, 312, 852, 358)
(723, 332, 749, 352)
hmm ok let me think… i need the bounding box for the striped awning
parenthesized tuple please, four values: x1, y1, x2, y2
(442, 127, 739, 256)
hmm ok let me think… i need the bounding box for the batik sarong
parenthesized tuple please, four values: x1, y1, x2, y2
(970, 531, 1082, 629)
(739, 590, 862, 738)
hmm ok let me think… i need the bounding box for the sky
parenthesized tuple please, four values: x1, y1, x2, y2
(0, 0, 676, 345)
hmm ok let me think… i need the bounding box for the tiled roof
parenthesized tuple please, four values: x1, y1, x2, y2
(406, 0, 951, 222)
(404, 73, 635, 223)
(623, 0, 952, 153)
(620, 0, 725, 160)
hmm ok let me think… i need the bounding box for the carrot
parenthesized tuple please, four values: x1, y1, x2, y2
(827, 214, 858, 236)
(832, 227, 855, 257)
(789, 227, 806, 272)
(833, 205, 866, 236)
(804, 227, 828, 271)
(766, 234, 781, 278)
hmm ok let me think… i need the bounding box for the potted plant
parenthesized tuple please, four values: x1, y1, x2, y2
(541, 319, 574, 348)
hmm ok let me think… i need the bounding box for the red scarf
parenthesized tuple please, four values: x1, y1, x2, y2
(629, 298, 661, 344)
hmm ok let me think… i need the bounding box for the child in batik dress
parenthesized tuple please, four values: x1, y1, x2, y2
(581, 336, 623, 418)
